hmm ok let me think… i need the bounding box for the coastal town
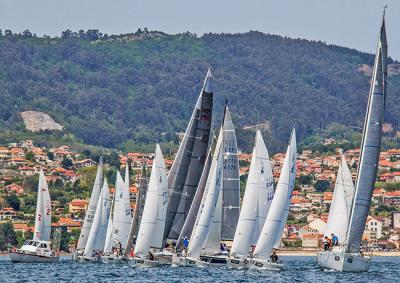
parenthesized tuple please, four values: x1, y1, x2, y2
(0, 138, 399, 253)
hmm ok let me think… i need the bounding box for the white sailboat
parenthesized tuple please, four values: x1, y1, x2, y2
(248, 128, 297, 271)
(9, 169, 59, 263)
(73, 158, 103, 260)
(130, 144, 169, 267)
(102, 167, 132, 263)
(78, 179, 111, 262)
(228, 131, 274, 269)
(317, 11, 387, 272)
(174, 125, 224, 267)
(323, 154, 355, 244)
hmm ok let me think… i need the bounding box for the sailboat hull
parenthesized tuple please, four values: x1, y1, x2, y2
(227, 257, 249, 269)
(101, 254, 127, 264)
(130, 257, 169, 268)
(9, 251, 59, 263)
(248, 258, 284, 271)
(317, 251, 371, 272)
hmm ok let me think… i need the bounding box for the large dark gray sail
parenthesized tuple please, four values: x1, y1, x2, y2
(164, 69, 213, 240)
(125, 164, 148, 255)
(346, 14, 387, 253)
(176, 139, 213, 250)
(221, 106, 240, 240)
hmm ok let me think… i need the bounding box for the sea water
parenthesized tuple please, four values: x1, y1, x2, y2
(0, 256, 399, 282)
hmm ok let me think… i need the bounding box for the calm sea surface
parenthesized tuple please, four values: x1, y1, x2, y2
(0, 256, 399, 283)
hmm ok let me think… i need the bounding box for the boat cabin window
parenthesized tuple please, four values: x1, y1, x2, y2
(40, 243, 47, 248)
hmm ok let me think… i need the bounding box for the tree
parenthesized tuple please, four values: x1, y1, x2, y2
(25, 151, 35, 162)
(47, 151, 54, 161)
(6, 194, 21, 211)
(22, 29, 32, 38)
(0, 222, 18, 250)
(299, 175, 313, 185)
(314, 180, 330, 192)
(61, 157, 73, 169)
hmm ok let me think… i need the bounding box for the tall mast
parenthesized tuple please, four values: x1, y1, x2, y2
(346, 11, 387, 253)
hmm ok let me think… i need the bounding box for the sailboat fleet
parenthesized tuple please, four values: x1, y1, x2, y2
(7, 11, 388, 273)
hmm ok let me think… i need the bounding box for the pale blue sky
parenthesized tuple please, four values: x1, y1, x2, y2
(0, 0, 398, 59)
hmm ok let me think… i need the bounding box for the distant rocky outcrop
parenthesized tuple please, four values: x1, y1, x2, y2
(20, 111, 63, 132)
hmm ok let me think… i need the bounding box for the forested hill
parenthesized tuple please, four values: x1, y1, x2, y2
(0, 29, 399, 153)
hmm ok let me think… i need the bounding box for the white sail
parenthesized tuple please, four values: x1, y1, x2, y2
(77, 159, 103, 250)
(103, 205, 114, 253)
(325, 155, 355, 243)
(231, 131, 274, 258)
(33, 169, 52, 242)
(135, 144, 167, 257)
(203, 180, 222, 255)
(84, 179, 111, 256)
(254, 129, 297, 260)
(188, 130, 223, 259)
(111, 171, 132, 251)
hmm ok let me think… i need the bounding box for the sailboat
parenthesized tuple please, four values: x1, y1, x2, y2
(9, 169, 59, 263)
(130, 144, 169, 267)
(78, 179, 111, 262)
(175, 124, 224, 267)
(228, 131, 274, 269)
(323, 154, 355, 244)
(317, 11, 387, 273)
(73, 158, 103, 260)
(102, 166, 132, 263)
(163, 69, 213, 242)
(248, 128, 297, 271)
(125, 164, 148, 258)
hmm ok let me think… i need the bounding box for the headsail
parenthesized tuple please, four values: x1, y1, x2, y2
(253, 128, 297, 260)
(346, 14, 387, 253)
(187, 128, 223, 259)
(165, 69, 213, 240)
(231, 131, 274, 258)
(135, 145, 168, 257)
(325, 154, 354, 244)
(77, 158, 103, 250)
(84, 178, 111, 256)
(221, 106, 240, 240)
(34, 169, 52, 242)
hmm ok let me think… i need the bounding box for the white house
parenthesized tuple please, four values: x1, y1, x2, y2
(366, 216, 383, 239)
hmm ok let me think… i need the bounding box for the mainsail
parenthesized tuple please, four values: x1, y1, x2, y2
(164, 69, 213, 241)
(84, 179, 111, 256)
(253, 128, 297, 260)
(325, 155, 354, 243)
(187, 129, 223, 259)
(135, 145, 168, 257)
(125, 164, 148, 255)
(110, 171, 132, 251)
(346, 14, 387, 253)
(221, 106, 240, 240)
(77, 158, 103, 250)
(231, 131, 274, 258)
(33, 169, 52, 242)
(176, 144, 213, 250)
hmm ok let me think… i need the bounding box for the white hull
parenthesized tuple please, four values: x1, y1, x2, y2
(317, 251, 371, 272)
(101, 255, 127, 264)
(9, 252, 59, 263)
(130, 257, 169, 268)
(249, 258, 284, 271)
(227, 257, 249, 269)
(77, 255, 102, 263)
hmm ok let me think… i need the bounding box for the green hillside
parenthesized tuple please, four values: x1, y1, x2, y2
(0, 29, 399, 153)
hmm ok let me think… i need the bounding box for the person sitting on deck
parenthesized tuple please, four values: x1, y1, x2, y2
(182, 236, 189, 255)
(148, 251, 154, 261)
(270, 250, 278, 263)
(323, 236, 330, 251)
(331, 233, 338, 246)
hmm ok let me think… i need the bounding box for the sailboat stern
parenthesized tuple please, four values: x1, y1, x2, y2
(227, 257, 249, 269)
(248, 257, 284, 271)
(317, 250, 370, 272)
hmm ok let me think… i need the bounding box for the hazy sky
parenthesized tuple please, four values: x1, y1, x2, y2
(0, 0, 398, 59)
